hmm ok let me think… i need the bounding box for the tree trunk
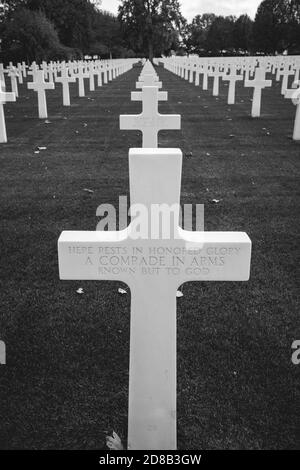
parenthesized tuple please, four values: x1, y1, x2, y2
(148, 40, 154, 62)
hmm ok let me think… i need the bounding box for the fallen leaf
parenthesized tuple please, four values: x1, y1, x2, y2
(76, 288, 84, 295)
(83, 188, 94, 194)
(176, 291, 184, 298)
(38, 146, 47, 151)
(118, 288, 127, 295)
(106, 432, 124, 451)
(44, 120, 51, 124)
(212, 199, 221, 204)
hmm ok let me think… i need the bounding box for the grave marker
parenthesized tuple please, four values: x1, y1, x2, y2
(27, 70, 55, 119)
(58, 148, 252, 450)
(285, 84, 300, 140)
(120, 86, 180, 147)
(136, 74, 162, 89)
(245, 67, 272, 118)
(0, 85, 16, 143)
(56, 67, 76, 106)
(75, 64, 89, 97)
(223, 69, 244, 105)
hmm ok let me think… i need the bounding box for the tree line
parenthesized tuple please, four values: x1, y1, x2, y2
(0, 0, 299, 64)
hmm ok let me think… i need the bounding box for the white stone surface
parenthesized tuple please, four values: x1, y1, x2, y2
(56, 67, 76, 106)
(0, 85, 16, 143)
(27, 70, 55, 119)
(245, 67, 272, 118)
(120, 87, 181, 147)
(58, 148, 252, 450)
(285, 84, 300, 140)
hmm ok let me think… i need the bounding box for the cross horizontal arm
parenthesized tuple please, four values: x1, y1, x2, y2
(58, 230, 252, 285)
(157, 114, 181, 130)
(131, 91, 168, 101)
(120, 115, 142, 130)
(136, 81, 162, 89)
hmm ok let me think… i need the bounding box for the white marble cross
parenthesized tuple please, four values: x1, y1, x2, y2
(27, 70, 55, 119)
(0, 85, 16, 143)
(245, 67, 272, 118)
(223, 69, 244, 105)
(136, 74, 162, 89)
(131, 89, 168, 103)
(56, 67, 76, 106)
(58, 147, 252, 450)
(120, 86, 180, 147)
(96, 63, 103, 87)
(88, 63, 96, 91)
(7, 66, 19, 98)
(279, 64, 295, 95)
(75, 64, 89, 97)
(202, 63, 210, 90)
(209, 66, 224, 96)
(103, 63, 109, 84)
(285, 83, 300, 140)
(0, 340, 5, 365)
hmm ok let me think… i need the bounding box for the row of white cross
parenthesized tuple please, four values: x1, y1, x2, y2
(162, 56, 300, 140)
(58, 60, 252, 450)
(0, 59, 138, 143)
(120, 61, 181, 148)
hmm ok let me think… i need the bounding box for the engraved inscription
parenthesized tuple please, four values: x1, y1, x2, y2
(66, 244, 242, 278)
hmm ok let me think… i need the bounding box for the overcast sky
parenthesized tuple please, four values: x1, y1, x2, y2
(100, 0, 262, 21)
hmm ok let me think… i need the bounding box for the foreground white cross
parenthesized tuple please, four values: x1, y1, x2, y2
(0, 85, 16, 143)
(58, 148, 252, 450)
(27, 70, 55, 119)
(245, 67, 272, 118)
(120, 86, 181, 147)
(56, 67, 76, 106)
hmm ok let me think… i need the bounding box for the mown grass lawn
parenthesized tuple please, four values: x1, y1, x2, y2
(0, 64, 299, 449)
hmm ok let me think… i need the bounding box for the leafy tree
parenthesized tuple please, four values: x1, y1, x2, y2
(206, 16, 236, 54)
(185, 13, 216, 54)
(233, 14, 253, 52)
(0, 7, 71, 62)
(253, 0, 300, 53)
(0, 0, 131, 58)
(24, 0, 96, 50)
(89, 10, 125, 58)
(118, 0, 186, 60)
